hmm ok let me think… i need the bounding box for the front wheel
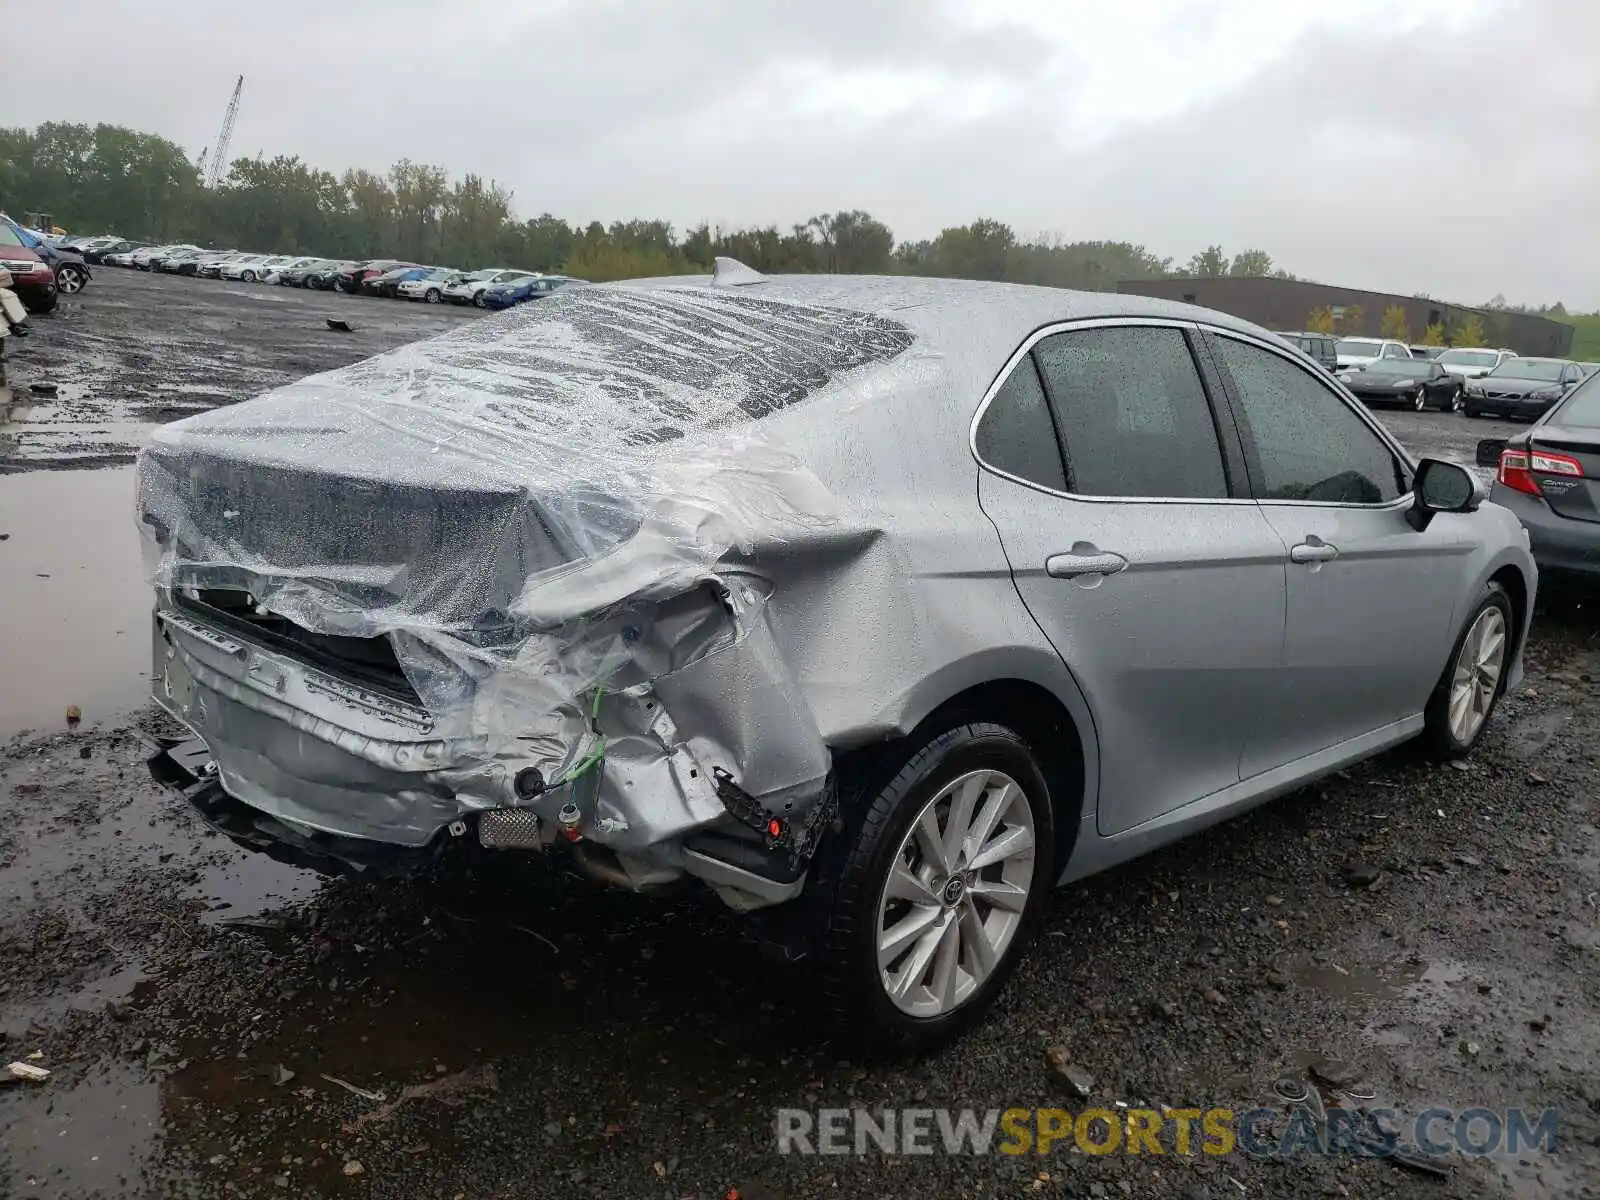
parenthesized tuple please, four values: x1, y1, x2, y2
(814, 722, 1055, 1054)
(473, 291, 488, 308)
(56, 266, 87, 294)
(241, 270, 256, 283)
(1413, 388, 1428, 412)
(1421, 582, 1513, 758)
(425, 288, 441, 303)
(1450, 386, 1465, 413)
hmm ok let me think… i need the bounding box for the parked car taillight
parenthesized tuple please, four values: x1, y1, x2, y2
(1499, 447, 1583, 496)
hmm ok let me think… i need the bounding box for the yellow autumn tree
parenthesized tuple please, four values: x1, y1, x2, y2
(1453, 312, 1487, 347)
(1379, 305, 1410, 342)
(1340, 304, 1366, 334)
(1305, 306, 1336, 334)
(1421, 322, 1446, 346)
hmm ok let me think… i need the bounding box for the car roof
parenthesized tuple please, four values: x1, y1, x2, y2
(616, 271, 1275, 361)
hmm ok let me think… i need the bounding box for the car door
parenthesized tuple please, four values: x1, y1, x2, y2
(974, 319, 1289, 836)
(1202, 329, 1474, 777)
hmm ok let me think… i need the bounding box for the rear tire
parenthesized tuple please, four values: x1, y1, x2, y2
(1421, 581, 1513, 759)
(812, 722, 1056, 1055)
(425, 288, 441, 303)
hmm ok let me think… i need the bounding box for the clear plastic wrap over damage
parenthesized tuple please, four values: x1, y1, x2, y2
(138, 283, 916, 895)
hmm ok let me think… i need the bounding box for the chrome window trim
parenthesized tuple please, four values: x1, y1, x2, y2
(967, 316, 1251, 507)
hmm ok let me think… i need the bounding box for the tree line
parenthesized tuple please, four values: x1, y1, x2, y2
(2, 121, 1293, 289)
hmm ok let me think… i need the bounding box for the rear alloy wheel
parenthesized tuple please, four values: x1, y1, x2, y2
(815, 722, 1055, 1054)
(1451, 386, 1465, 413)
(425, 288, 441, 303)
(1413, 387, 1428, 412)
(473, 290, 489, 308)
(55, 266, 86, 294)
(1422, 581, 1513, 758)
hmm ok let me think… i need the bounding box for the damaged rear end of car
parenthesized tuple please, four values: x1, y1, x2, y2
(140, 281, 915, 912)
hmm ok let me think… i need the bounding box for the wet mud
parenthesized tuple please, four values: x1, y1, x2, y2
(1, 271, 1597, 1199)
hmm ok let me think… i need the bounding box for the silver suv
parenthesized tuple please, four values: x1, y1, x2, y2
(141, 265, 1536, 1050)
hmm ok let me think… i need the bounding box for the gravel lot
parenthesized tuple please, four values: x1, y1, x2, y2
(1, 270, 1597, 1199)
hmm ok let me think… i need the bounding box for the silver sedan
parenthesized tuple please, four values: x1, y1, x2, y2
(140, 265, 1536, 1051)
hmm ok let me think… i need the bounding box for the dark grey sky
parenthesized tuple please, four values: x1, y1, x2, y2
(6, 0, 1596, 306)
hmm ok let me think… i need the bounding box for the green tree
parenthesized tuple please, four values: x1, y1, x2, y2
(1186, 245, 1229, 277)
(1379, 304, 1410, 342)
(1229, 248, 1273, 276)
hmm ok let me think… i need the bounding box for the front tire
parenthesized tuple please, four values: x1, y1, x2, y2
(55, 265, 86, 294)
(1421, 581, 1513, 758)
(1450, 386, 1465, 413)
(241, 270, 256, 283)
(473, 290, 488, 308)
(814, 722, 1055, 1054)
(424, 288, 441, 303)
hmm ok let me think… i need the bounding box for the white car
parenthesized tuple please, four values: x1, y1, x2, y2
(442, 268, 536, 307)
(219, 254, 274, 282)
(264, 256, 324, 283)
(1436, 347, 1518, 382)
(396, 268, 465, 303)
(129, 244, 197, 269)
(1335, 337, 1413, 372)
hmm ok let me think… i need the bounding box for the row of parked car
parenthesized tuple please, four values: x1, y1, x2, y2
(53, 234, 587, 311)
(0, 214, 94, 313)
(1277, 330, 1599, 421)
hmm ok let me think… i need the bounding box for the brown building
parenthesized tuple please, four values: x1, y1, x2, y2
(1116, 276, 1574, 358)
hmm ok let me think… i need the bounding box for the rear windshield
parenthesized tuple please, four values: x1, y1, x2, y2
(1337, 339, 1382, 356)
(1366, 361, 1434, 378)
(336, 285, 916, 440)
(1552, 376, 1600, 426)
(1438, 349, 1499, 367)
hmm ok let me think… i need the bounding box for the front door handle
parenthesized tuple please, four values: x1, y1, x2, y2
(1046, 551, 1128, 579)
(1289, 539, 1339, 564)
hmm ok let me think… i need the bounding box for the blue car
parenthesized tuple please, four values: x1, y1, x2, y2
(479, 274, 583, 310)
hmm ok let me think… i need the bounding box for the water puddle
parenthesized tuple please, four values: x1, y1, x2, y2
(0, 1059, 161, 1197)
(0, 467, 152, 738)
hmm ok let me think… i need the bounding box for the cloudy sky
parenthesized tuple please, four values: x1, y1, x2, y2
(6, 0, 1597, 307)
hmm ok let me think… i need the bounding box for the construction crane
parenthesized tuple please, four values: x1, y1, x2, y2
(203, 75, 244, 190)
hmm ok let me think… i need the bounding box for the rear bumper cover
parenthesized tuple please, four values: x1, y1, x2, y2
(149, 596, 830, 907)
(1489, 484, 1600, 575)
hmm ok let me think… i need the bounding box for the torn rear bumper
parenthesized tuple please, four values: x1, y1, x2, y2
(149, 598, 831, 909)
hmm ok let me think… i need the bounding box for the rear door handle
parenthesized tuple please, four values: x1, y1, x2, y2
(1046, 551, 1128, 579)
(1289, 540, 1339, 564)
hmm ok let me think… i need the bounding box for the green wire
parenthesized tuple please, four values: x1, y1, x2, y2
(560, 687, 607, 783)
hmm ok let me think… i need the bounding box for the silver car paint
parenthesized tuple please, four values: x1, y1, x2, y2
(143, 272, 1535, 908)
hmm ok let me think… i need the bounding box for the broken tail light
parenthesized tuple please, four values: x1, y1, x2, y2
(1498, 447, 1583, 496)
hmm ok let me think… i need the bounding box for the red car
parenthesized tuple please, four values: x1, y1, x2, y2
(335, 259, 420, 294)
(0, 223, 58, 313)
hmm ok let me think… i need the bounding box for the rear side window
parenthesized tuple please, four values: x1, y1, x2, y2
(1212, 334, 1408, 503)
(974, 357, 1067, 490)
(1031, 326, 1228, 499)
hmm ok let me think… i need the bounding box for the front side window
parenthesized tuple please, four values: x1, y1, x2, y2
(1031, 325, 1228, 499)
(974, 356, 1067, 490)
(1212, 335, 1408, 504)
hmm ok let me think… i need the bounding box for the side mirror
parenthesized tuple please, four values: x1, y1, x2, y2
(1475, 438, 1507, 467)
(1408, 458, 1483, 531)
